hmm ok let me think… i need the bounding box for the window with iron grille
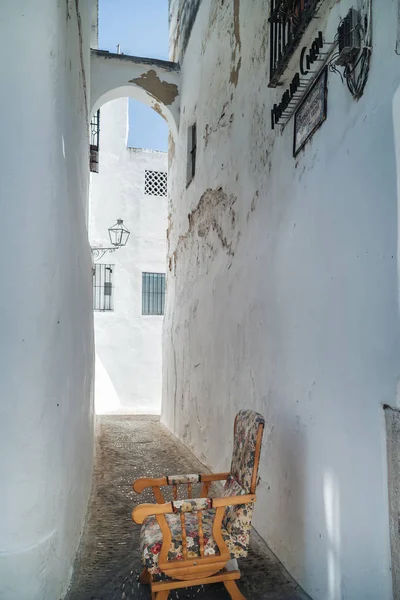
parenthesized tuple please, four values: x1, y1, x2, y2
(142, 272, 165, 315)
(93, 264, 114, 311)
(145, 170, 167, 196)
(90, 109, 100, 173)
(269, 0, 320, 87)
(187, 123, 197, 185)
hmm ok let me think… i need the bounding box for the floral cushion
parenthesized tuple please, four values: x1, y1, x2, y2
(167, 473, 200, 485)
(172, 498, 213, 513)
(220, 475, 254, 553)
(140, 510, 247, 577)
(230, 410, 265, 493)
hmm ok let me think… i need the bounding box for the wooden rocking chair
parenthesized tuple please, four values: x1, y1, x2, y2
(132, 410, 265, 600)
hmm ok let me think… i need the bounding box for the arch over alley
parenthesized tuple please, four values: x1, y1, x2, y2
(90, 50, 180, 139)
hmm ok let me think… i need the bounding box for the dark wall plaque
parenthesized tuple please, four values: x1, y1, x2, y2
(293, 68, 328, 157)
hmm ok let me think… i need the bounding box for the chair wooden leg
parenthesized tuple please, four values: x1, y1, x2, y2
(155, 592, 169, 600)
(139, 567, 151, 584)
(224, 580, 246, 600)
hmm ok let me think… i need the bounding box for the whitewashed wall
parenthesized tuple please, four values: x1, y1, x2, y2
(163, 1, 400, 599)
(90, 99, 167, 415)
(0, 2, 95, 599)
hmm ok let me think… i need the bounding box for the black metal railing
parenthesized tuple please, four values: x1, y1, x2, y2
(142, 272, 166, 316)
(90, 109, 100, 147)
(90, 109, 100, 173)
(93, 264, 113, 311)
(269, 0, 320, 87)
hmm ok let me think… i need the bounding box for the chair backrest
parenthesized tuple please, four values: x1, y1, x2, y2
(221, 410, 265, 555)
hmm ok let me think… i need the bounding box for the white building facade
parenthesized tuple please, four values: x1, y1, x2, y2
(0, 3, 177, 595)
(0, 2, 97, 599)
(90, 99, 167, 415)
(163, 1, 400, 600)
(5, 1, 400, 599)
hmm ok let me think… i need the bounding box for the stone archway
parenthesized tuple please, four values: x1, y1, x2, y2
(90, 50, 180, 139)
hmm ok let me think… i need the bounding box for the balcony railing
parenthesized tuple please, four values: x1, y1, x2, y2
(269, 0, 320, 87)
(90, 109, 100, 173)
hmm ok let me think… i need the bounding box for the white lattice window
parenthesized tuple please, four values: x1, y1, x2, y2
(145, 170, 167, 196)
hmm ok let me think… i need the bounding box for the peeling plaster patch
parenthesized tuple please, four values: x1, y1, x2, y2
(170, 0, 202, 62)
(253, 22, 269, 65)
(168, 132, 176, 168)
(129, 70, 178, 106)
(204, 124, 211, 148)
(152, 102, 167, 122)
(171, 19, 181, 62)
(203, 104, 234, 148)
(230, 56, 242, 87)
(229, 0, 242, 87)
(167, 213, 173, 247)
(202, 1, 228, 54)
(250, 102, 271, 173)
(233, 0, 242, 51)
(247, 191, 260, 222)
(176, 187, 238, 261)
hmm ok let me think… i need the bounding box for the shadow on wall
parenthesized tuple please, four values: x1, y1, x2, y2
(272, 417, 306, 584)
(94, 353, 122, 414)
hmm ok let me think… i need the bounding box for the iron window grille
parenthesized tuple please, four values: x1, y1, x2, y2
(90, 109, 100, 173)
(93, 263, 114, 311)
(142, 272, 166, 316)
(269, 0, 320, 87)
(187, 123, 197, 186)
(145, 170, 167, 196)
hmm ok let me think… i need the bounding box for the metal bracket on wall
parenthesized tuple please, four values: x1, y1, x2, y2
(91, 247, 119, 262)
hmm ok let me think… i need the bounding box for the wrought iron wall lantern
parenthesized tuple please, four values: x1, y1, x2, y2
(91, 219, 130, 261)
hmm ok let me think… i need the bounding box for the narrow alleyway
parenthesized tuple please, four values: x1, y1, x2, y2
(66, 416, 309, 600)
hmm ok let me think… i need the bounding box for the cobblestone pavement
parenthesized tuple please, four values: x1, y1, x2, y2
(66, 416, 310, 600)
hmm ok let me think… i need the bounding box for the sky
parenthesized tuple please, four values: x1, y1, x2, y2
(99, 0, 169, 151)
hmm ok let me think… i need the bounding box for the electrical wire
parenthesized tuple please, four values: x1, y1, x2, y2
(339, 0, 372, 99)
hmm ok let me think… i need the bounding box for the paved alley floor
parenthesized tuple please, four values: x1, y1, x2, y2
(66, 416, 310, 600)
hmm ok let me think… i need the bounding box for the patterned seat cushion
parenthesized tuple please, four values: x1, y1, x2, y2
(140, 509, 248, 577)
(221, 475, 254, 552)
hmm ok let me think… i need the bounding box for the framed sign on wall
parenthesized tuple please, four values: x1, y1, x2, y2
(293, 68, 328, 157)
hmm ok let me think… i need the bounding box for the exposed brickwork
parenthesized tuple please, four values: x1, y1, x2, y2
(66, 416, 310, 600)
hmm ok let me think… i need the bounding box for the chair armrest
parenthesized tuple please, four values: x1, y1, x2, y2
(132, 502, 173, 524)
(132, 493, 256, 524)
(133, 477, 168, 494)
(171, 494, 256, 513)
(132, 472, 230, 494)
(213, 494, 256, 508)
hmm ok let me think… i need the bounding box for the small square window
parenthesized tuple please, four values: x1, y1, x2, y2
(142, 272, 166, 315)
(145, 170, 167, 196)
